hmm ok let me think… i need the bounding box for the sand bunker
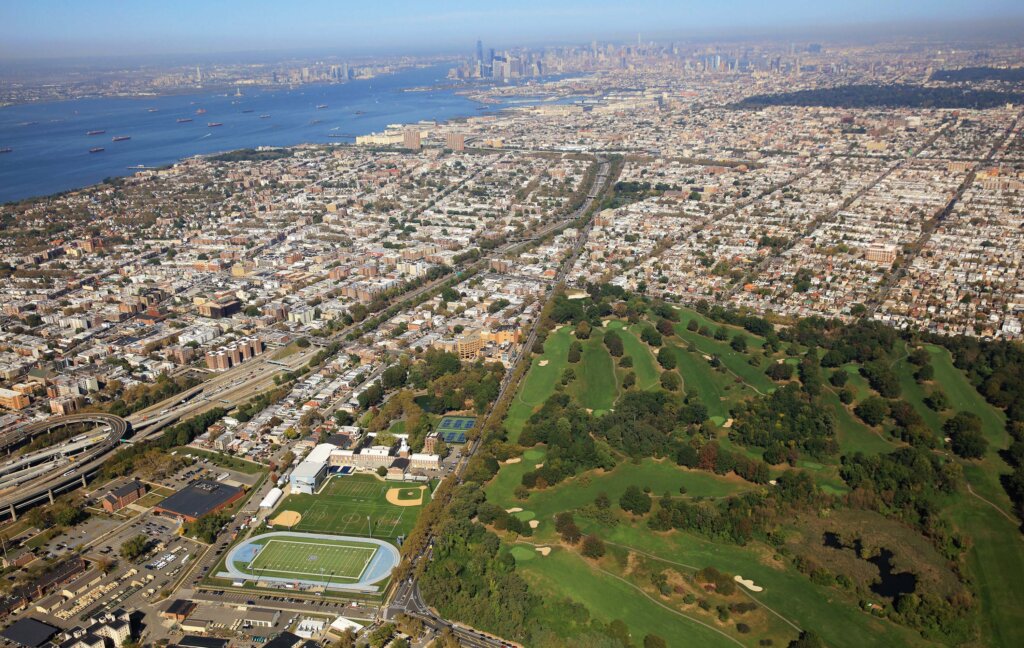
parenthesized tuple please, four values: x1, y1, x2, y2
(538, 360, 549, 367)
(534, 463, 544, 469)
(722, 418, 734, 428)
(270, 510, 302, 528)
(504, 457, 522, 464)
(535, 546, 551, 556)
(734, 575, 763, 592)
(528, 520, 540, 529)
(506, 507, 524, 513)
(386, 485, 427, 507)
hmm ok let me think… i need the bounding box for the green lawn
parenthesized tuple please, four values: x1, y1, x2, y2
(504, 327, 572, 443)
(923, 345, 1024, 647)
(663, 341, 741, 421)
(820, 388, 897, 457)
(612, 321, 661, 389)
(276, 474, 428, 540)
(242, 535, 379, 581)
(517, 548, 743, 648)
(523, 459, 752, 529)
(586, 524, 937, 648)
(671, 321, 777, 396)
(485, 448, 547, 510)
(568, 331, 619, 414)
(946, 497, 1024, 648)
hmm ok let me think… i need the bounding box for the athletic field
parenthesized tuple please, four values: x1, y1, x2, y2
(275, 474, 429, 540)
(246, 535, 377, 582)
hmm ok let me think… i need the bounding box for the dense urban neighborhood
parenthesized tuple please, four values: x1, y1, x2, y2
(2, 22, 1024, 648)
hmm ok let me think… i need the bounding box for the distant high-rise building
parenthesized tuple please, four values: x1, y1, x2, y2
(476, 39, 484, 62)
(446, 132, 465, 152)
(403, 128, 421, 150)
(195, 66, 202, 84)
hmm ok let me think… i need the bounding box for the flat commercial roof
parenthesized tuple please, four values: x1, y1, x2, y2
(1, 618, 60, 648)
(156, 479, 243, 519)
(175, 636, 230, 648)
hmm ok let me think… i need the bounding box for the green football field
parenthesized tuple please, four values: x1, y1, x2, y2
(276, 474, 429, 540)
(247, 535, 378, 581)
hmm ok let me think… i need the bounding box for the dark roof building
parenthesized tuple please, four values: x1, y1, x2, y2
(262, 632, 302, 648)
(153, 479, 244, 523)
(175, 636, 230, 648)
(1, 617, 60, 648)
(161, 599, 197, 621)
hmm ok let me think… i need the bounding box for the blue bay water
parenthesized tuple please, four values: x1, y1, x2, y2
(0, 65, 499, 204)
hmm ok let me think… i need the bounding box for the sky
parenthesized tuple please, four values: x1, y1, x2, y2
(2, 0, 1024, 60)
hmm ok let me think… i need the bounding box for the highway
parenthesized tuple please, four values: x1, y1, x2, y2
(0, 413, 129, 521)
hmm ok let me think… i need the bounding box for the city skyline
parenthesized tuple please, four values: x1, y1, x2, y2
(3, 0, 1024, 60)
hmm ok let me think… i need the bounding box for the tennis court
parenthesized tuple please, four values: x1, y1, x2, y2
(436, 415, 476, 444)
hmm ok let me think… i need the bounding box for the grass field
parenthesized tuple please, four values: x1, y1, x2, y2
(485, 448, 547, 510)
(504, 327, 572, 443)
(663, 341, 737, 421)
(276, 474, 429, 540)
(516, 459, 752, 531)
(568, 331, 619, 414)
(584, 519, 934, 648)
(612, 321, 661, 390)
(517, 548, 743, 648)
(246, 535, 378, 582)
(671, 320, 777, 396)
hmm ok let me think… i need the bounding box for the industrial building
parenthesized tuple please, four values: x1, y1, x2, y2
(153, 479, 244, 523)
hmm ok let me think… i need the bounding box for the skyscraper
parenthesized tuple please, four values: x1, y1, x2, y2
(476, 39, 483, 62)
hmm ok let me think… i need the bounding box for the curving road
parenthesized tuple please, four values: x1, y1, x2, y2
(0, 413, 129, 520)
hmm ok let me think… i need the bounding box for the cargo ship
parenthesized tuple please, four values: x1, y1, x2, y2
(207, 122, 223, 127)
(89, 147, 105, 153)
(112, 136, 131, 142)
(87, 130, 106, 136)
(241, 109, 254, 113)
(0, 148, 12, 154)
(196, 108, 207, 114)
(259, 114, 271, 119)
(147, 108, 159, 113)
(176, 118, 193, 123)
(316, 104, 328, 109)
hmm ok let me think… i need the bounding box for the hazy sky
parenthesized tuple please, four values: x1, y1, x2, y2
(2, 0, 1024, 60)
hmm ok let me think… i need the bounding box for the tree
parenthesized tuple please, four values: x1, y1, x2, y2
(854, 397, 889, 427)
(657, 347, 676, 370)
(376, 465, 388, 477)
(945, 412, 988, 459)
(568, 341, 583, 363)
(604, 330, 624, 357)
(120, 534, 149, 560)
(660, 371, 681, 391)
(644, 635, 668, 648)
(656, 318, 674, 337)
(619, 485, 652, 515)
(766, 362, 795, 381)
(730, 334, 748, 353)
(581, 535, 606, 559)
(641, 326, 663, 347)
(788, 630, 826, 648)
(575, 320, 592, 340)
(554, 512, 582, 544)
